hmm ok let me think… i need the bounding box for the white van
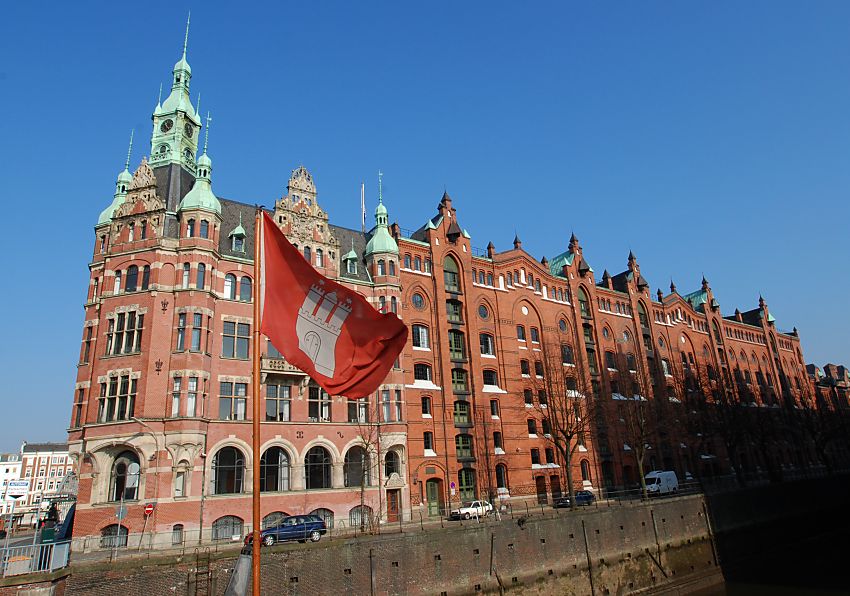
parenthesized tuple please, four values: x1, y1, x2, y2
(644, 470, 679, 495)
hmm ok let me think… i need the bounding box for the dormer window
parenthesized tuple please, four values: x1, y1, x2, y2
(347, 259, 357, 274)
(232, 236, 244, 252)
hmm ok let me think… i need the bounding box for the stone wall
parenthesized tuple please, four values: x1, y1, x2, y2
(61, 495, 720, 595)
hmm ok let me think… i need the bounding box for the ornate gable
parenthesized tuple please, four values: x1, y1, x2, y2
(115, 158, 165, 218)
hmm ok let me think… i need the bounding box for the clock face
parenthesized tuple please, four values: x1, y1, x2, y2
(184, 123, 193, 138)
(160, 119, 174, 133)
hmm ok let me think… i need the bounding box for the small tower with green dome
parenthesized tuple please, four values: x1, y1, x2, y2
(178, 112, 221, 216)
(149, 13, 202, 207)
(97, 130, 135, 227)
(365, 172, 399, 288)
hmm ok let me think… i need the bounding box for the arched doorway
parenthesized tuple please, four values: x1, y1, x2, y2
(425, 478, 443, 517)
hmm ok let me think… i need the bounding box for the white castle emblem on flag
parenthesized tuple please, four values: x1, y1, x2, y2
(296, 281, 353, 377)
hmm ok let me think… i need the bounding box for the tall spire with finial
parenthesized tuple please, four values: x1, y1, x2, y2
(156, 83, 163, 108)
(182, 11, 191, 60)
(377, 170, 384, 204)
(203, 112, 212, 155)
(196, 92, 201, 121)
(124, 129, 134, 171)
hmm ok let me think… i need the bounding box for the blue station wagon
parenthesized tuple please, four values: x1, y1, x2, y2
(244, 515, 328, 547)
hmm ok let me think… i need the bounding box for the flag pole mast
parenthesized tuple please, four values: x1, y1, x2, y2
(252, 208, 262, 595)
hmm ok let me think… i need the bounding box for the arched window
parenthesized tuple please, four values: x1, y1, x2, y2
(171, 524, 184, 545)
(110, 451, 140, 502)
(100, 524, 128, 548)
(414, 256, 422, 271)
(212, 447, 244, 494)
(305, 446, 332, 489)
(303, 246, 311, 262)
(385, 450, 401, 477)
(389, 260, 396, 275)
(186, 219, 195, 237)
(578, 287, 591, 318)
(200, 220, 209, 239)
(196, 263, 205, 289)
(580, 460, 591, 482)
(344, 446, 370, 487)
(414, 363, 432, 381)
(260, 447, 291, 492)
(239, 276, 252, 301)
(125, 265, 138, 292)
(316, 248, 323, 267)
(224, 274, 236, 299)
(496, 464, 508, 489)
(404, 254, 411, 268)
(310, 508, 335, 529)
(378, 259, 386, 275)
(211, 515, 243, 541)
(141, 265, 150, 290)
(182, 263, 190, 289)
(391, 297, 397, 313)
(349, 505, 373, 530)
(379, 296, 386, 311)
(262, 511, 290, 529)
(443, 255, 460, 291)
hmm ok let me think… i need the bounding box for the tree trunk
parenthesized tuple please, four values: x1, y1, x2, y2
(563, 443, 576, 510)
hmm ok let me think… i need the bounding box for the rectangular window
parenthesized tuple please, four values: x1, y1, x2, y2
(414, 364, 432, 381)
(455, 434, 473, 458)
(453, 401, 470, 425)
(483, 369, 498, 386)
(605, 351, 617, 370)
(191, 313, 203, 352)
(265, 384, 291, 422)
(99, 374, 136, 422)
(82, 327, 93, 363)
(530, 327, 540, 343)
(451, 369, 469, 393)
(524, 389, 533, 405)
(446, 300, 463, 323)
(531, 448, 540, 465)
(545, 448, 555, 464)
(448, 330, 466, 360)
(412, 325, 429, 349)
(381, 389, 392, 422)
(105, 312, 145, 356)
(517, 325, 526, 341)
(308, 386, 331, 422)
(421, 396, 432, 415)
(528, 419, 537, 435)
(534, 361, 544, 377)
(521, 360, 530, 375)
(176, 313, 186, 351)
(561, 344, 574, 365)
(538, 389, 548, 406)
(174, 471, 186, 498)
(394, 390, 402, 421)
(222, 322, 251, 359)
(171, 377, 182, 417)
(423, 432, 434, 451)
(187, 377, 198, 416)
(626, 354, 637, 372)
(493, 431, 503, 449)
(218, 381, 247, 421)
(480, 333, 495, 356)
(74, 401, 83, 428)
(490, 399, 499, 417)
(348, 397, 369, 423)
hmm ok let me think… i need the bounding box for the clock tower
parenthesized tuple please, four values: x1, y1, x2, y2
(149, 15, 202, 211)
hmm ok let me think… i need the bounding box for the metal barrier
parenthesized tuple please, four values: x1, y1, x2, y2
(1, 540, 70, 577)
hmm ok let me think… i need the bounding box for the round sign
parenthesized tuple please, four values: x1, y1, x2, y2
(450, 481, 456, 489)
(115, 505, 128, 520)
(144, 503, 155, 516)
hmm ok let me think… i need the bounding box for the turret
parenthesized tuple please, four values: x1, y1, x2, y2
(97, 131, 135, 226)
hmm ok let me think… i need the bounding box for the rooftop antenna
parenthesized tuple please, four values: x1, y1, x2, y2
(360, 182, 366, 233)
(378, 170, 384, 204)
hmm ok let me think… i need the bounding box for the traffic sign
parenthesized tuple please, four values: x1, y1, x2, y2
(450, 481, 456, 489)
(115, 505, 128, 520)
(144, 503, 155, 516)
(5, 481, 28, 498)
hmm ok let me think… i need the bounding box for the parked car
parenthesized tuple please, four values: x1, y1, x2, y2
(553, 490, 596, 508)
(644, 470, 679, 495)
(449, 500, 493, 520)
(243, 515, 327, 547)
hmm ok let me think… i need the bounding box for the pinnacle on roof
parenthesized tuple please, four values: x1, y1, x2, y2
(513, 234, 522, 249)
(541, 256, 548, 266)
(670, 279, 677, 293)
(701, 275, 709, 290)
(486, 240, 495, 250)
(98, 130, 136, 225)
(657, 288, 664, 301)
(628, 250, 636, 261)
(178, 111, 221, 215)
(440, 190, 452, 204)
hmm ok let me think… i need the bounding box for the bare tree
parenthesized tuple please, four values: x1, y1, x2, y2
(532, 341, 598, 509)
(350, 395, 382, 533)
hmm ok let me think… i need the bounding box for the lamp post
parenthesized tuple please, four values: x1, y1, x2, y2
(132, 417, 162, 549)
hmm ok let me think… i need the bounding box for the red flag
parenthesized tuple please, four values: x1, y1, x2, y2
(259, 211, 407, 399)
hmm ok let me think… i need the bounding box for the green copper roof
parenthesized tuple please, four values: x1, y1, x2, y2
(549, 250, 576, 277)
(97, 194, 124, 226)
(683, 289, 707, 311)
(178, 152, 221, 214)
(365, 198, 398, 255)
(343, 248, 358, 260)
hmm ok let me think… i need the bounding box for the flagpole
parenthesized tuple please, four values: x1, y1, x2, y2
(252, 208, 262, 595)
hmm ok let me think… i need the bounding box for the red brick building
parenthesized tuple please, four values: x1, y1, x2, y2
(68, 35, 817, 551)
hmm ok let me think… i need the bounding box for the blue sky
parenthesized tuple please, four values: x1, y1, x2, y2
(0, 1, 848, 452)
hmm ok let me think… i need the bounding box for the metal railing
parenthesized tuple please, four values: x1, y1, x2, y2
(1, 541, 70, 578)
